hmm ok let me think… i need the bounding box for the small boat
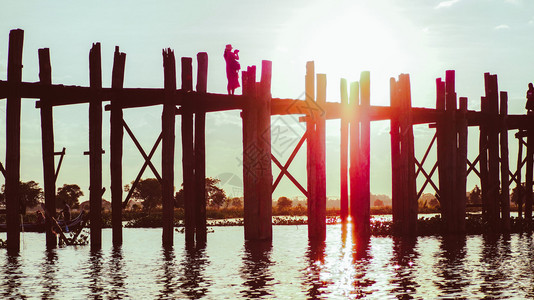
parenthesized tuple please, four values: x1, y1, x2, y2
(0, 211, 86, 233)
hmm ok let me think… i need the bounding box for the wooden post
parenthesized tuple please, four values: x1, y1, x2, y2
(305, 62, 317, 239)
(242, 66, 258, 240)
(479, 95, 489, 221)
(390, 78, 401, 232)
(181, 57, 195, 245)
(110, 46, 126, 246)
(89, 42, 103, 250)
(435, 77, 447, 225)
(195, 52, 208, 244)
(257, 60, 273, 240)
(444, 70, 457, 233)
(526, 117, 533, 221)
(162, 49, 176, 247)
(349, 81, 360, 224)
(6, 29, 24, 253)
(499, 91, 510, 231)
(516, 134, 524, 219)
(355, 71, 371, 237)
(398, 74, 417, 235)
(457, 97, 468, 232)
(485, 73, 501, 228)
(340, 78, 349, 222)
(315, 73, 327, 241)
(38, 48, 57, 248)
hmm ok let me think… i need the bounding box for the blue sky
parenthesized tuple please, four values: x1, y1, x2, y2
(1, 0, 533, 201)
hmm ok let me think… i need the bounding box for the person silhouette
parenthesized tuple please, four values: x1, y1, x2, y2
(526, 83, 534, 113)
(224, 44, 241, 95)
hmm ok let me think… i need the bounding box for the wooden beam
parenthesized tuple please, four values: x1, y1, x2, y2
(38, 47, 57, 249)
(485, 73, 501, 229)
(305, 62, 317, 240)
(110, 46, 126, 246)
(457, 97, 468, 232)
(6, 29, 24, 254)
(349, 81, 360, 225)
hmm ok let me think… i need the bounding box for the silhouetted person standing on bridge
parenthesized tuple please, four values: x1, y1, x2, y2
(224, 44, 240, 95)
(526, 83, 534, 113)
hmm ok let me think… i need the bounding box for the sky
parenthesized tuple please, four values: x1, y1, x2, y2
(1, 0, 534, 201)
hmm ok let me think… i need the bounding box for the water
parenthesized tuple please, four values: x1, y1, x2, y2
(1, 223, 534, 299)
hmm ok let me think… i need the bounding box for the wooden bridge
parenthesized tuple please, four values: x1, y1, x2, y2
(1, 29, 532, 253)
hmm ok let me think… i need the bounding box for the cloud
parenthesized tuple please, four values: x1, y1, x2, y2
(435, 0, 461, 9)
(494, 24, 510, 30)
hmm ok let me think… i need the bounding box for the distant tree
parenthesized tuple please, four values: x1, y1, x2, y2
(174, 177, 227, 208)
(277, 196, 292, 211)
(0, 181, 44, 209)
(511, 183, 525, 206)
(373, 199, 384, 207)
(125, 178, 161, 212)
(467, 185, 482, 205)
(230, 197, 243, 208)
(56, 184, 83, 209)
(429, 197, 440, 209)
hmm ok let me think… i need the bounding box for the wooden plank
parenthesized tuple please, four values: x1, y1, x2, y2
(499, 91, 510, 230)
(257, 60, 273, 240)
(349, 81, 360, 225)
(315, 73, 327, 241)
(340, 78, 349, 222)
(38, 47, 57, 248)
(110, 46, 126, 246)
(6, 29, 24, 253)
(162, 49, 176, 247)
(457, 97, 468, 232)
(89, 42, 103, 250)
(195, 52, 208, 245)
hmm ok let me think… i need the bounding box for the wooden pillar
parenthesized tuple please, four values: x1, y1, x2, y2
(315, 73, 327, 241)
(479, 95, 489, 221)
(110, 46, 126, 246)
(390, 78, 401, 232)
(6, 29, 24, 253)
(38, 48, 57, 248)
(499, 91, 510, 231)
(349, 81, 360, 224)
(435, 77, 447, 224)
(162, 49, 176, 247)
(398, 74, 417, 235)
(526, 117, 533, 221)
(181, 57, 194, 245)
(340, 78, 349, 222)
(457, 97, 468, 232)
(242, 66, 258, 240)
(485, 73, 501, 228)
(89, 42, 103, 250)
(516, 133, 524, 219)
(257, 60, 273, 240)
(354, 71, 371, 237)
(444, 71, 457, 233)
(195, 52, 208, 245)
(305, 62, 317, 239)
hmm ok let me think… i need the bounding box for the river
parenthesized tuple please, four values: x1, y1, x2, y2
(0, 222, 532, 299)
